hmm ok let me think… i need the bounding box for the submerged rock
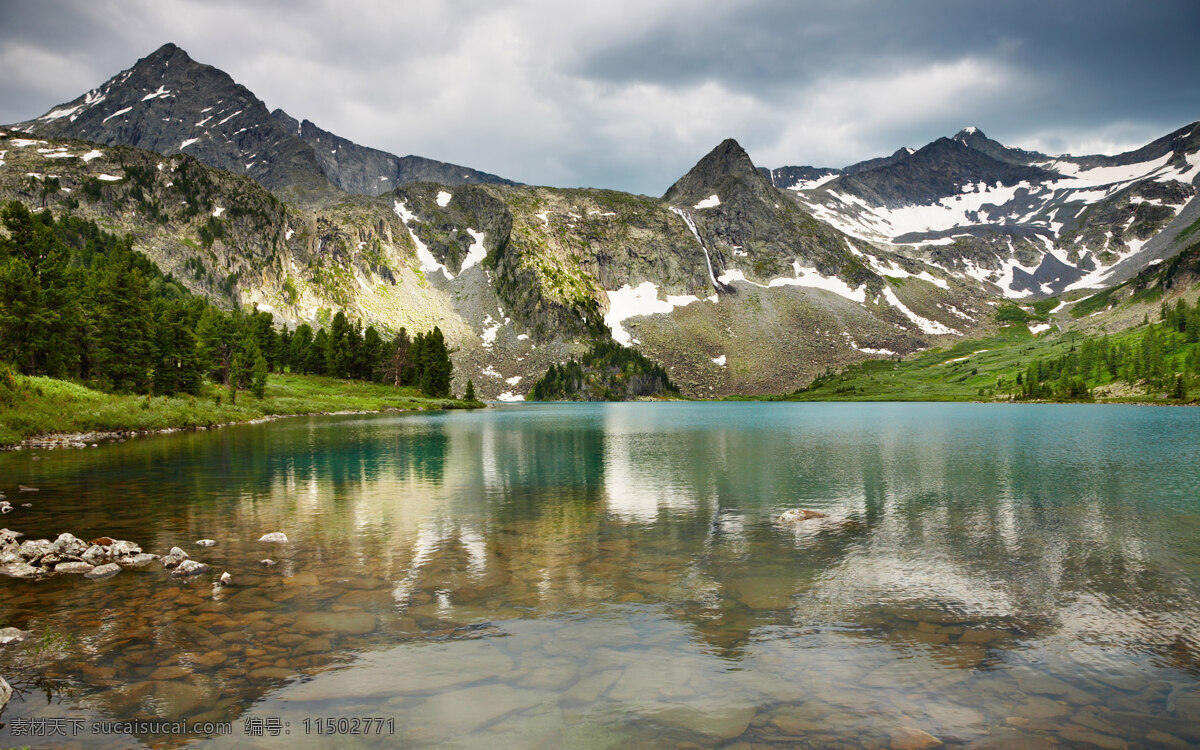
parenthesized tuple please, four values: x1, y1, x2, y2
(0, 627, 31, 646)
(0, 674, 11, 715)
(54, 561, 95, 575)
(118, 553, 159, 568)
(260, 559, 277, 567)
(890, 726, 943, 750)
(258, 532, 288, 543)
(294, 611, 376, 635)
(218, 571, 232, 586)
(775, 508, 828, 524)
(170, 560, 210, 578)
(17, 485, 38, 492)
(195, 539, 216, 548)
(84, 563, 121, 580)
(5, 562, 42, 578)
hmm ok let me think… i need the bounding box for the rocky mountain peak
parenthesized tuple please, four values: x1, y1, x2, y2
(9, 43, 516, 200)
(662, 138, 767, 204)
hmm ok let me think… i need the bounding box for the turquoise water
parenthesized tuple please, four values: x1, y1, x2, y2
(1, 402, 1199, 747)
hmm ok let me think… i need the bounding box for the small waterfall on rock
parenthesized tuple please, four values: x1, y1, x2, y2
(670, 207, 726, 293)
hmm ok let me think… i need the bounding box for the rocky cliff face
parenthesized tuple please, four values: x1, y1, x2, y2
(11, 44, 514, 202)
(275, 111, 516, 196)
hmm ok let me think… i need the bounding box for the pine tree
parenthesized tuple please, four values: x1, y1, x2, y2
(195, 307, 234, 384)
(0, 203, 81, 376)
(89, 239, 154, 391)
(291, 323, 314, 373)
(325, 311, 353, 377)
(464, 379, 476, 402)
(251, 352, 269, 398)
(361, 325, 384, 381)
(385, 328, 413, 386)
(307, 329, 328, 375)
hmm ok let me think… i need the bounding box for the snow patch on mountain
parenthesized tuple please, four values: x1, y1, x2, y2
(39, 105, 82, 122)
(436, 190, 452, 207)
(604, 282, 699, 346)
(694, 194, 720, 209)
(461, 229, 488, 272)
(882, 288, 958, 335)
(102, 107, 133, 123)
(394, 199, 453, 280)
(141, 85, 171, 101)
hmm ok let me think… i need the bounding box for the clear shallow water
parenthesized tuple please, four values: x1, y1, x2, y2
(1, 402, 1199, 748)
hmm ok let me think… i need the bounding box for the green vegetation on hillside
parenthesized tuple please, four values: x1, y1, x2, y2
(528, 341, 679, 401)
(781, 297, 1200, 403)
(0, 201, 472, 441)
(0, 371, 471, 445)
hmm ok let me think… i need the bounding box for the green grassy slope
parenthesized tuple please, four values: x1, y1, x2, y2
(0, 372, 478, 445)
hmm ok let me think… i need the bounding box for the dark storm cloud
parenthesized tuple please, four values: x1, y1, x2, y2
(1, 0, 1197, 195)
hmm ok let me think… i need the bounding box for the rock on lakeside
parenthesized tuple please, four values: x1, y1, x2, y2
(0, 529, 217, 581)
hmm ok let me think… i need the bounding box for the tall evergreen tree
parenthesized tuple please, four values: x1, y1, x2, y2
(88, 239, 154, 391)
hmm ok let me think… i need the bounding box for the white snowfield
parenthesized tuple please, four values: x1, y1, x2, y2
(39, 105, 82, 122)
(693, 194, 720, 209)
(604, 282, 700, 346)
(790, 141, 1200, 297)
(436, 191, 452, 207)
(460, 229, 488, 272)
(393, 200, 454, 280)
(711, 355, 726, 366)
(718, 260, 868, 304)
(882, 288, 958, 335)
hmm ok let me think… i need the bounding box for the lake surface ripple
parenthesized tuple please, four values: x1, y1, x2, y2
(2, 402, 1199, 748)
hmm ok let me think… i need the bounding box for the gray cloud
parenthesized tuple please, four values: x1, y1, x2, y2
(1, 0, 1197, 195)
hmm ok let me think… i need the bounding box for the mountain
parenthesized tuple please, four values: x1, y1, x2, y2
(0, 128, 987, 399)
(9, 44, 1198, 399)
(9, 43, 513, 200)
(771, 122, 1200, 298)
(272, 111, 515, 196)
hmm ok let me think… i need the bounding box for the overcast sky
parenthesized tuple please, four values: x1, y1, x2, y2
(2, 0, 1198, 194)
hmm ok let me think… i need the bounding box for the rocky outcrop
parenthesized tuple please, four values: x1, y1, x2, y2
(279, 112, 516, 196)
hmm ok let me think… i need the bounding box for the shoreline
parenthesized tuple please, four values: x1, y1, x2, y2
(4, 407, 412, 451)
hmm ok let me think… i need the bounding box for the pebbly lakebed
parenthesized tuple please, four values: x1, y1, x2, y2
(1, 402, 1199, 748)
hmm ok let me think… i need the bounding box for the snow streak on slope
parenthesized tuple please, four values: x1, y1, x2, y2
(394, 200, 453, 280)
(882, 288, 958, 335)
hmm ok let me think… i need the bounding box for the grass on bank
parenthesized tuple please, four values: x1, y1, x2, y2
(752, 316, 1196, 403)
(0, 371, 480, 445)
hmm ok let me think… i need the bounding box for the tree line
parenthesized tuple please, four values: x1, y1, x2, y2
(528, 340, 677, 401)
(1013, 298, 1200, 401)
(0, 201, 456, 399)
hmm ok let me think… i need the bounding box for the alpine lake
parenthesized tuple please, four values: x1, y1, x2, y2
(2, 402, 1200, 749)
